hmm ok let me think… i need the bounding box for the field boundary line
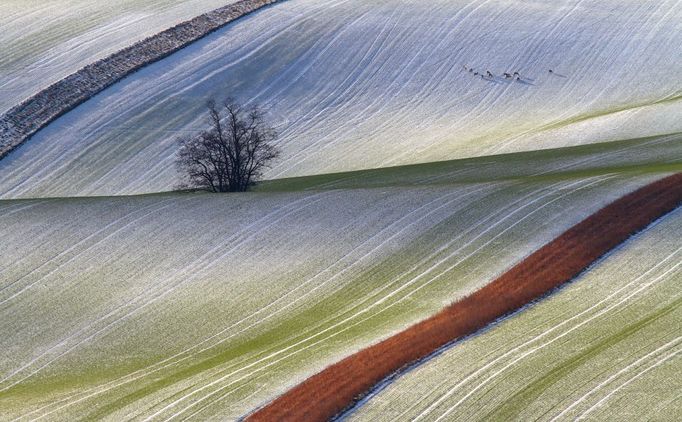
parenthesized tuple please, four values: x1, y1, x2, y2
(245, 172, 682, 422)
(0, 0, 284, 161)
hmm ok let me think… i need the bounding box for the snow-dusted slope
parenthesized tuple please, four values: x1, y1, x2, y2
(0, 0, 680, 198)
(351, 207, 682, 422)
(0, 0, 236, 114)
(0, 173, 659, 420)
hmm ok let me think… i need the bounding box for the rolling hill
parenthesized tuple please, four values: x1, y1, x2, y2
(0, 0, 680, 421)
(1, 0, 680, 198)
(0, 160, 669, 420)
(0, 0, 238, 114)
(351, 207, 682, 422)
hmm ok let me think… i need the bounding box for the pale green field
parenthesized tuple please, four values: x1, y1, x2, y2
(351, 208, 682, 422)
(0, 165, 666, 420)
(0, 0, 235, 113)
(258, 132, 682, 192)
(1, 1, 680, 420)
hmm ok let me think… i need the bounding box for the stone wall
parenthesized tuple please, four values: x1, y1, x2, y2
(0, 0, 281, 160)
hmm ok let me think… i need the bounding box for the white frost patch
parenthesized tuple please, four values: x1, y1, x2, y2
(1, 0, 680, 198)
(0, 0, 237, 114)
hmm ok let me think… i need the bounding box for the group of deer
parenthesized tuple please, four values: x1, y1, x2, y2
(463, 65, 521, 80)
(463, 65, 560, 81)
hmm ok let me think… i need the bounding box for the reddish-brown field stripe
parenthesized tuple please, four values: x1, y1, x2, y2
(246, 173, 682, 422)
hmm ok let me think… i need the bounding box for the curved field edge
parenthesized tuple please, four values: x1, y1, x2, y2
(256, 132, 682, 192)
(2, 1, 680, 198)
(3, 130, 681, 200)
(0, 0, 282, 160)
(0, 0, 244, 115)
(351, 208, 682, 421)
(245, 173, 682, 422)
(0, 174, 654, 420)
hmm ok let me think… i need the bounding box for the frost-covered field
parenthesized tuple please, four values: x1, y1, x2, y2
(350, 208, 682, 422)
(0, 0, 236, 114)
(3, 125, 682, 199)
(0, 172, 660, 420)
(1, 0, 680, 419)
(0, 0, 680, 197)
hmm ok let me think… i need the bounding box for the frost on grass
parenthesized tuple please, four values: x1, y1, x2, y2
(0, 174, 658, 420)
(1, 0, 680, 197)
(0, 0, 239, 114)
(350, 209, 682, 422)
(0, 0, 279, 160)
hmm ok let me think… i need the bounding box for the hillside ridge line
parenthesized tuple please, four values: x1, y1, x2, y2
(246, 172, 682, 421)
(0, 0, 283, 161)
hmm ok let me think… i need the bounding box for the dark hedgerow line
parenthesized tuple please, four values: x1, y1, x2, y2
(0, 0, 283, 161)
(246, 172, 682, 422)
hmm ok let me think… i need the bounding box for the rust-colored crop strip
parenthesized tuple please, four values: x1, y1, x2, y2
(246, 173, 682, 422)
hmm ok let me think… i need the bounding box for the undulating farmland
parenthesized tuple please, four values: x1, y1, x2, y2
(247, 172, 682, 421)
(0, 0, 238, 114)
(1, 0, 681, 420)
(1, 0, 680, 198)
(350, 207, 682, 422)
(3, 127, 682, 199)
(0, 169, 666, 420)
(258, 132, 682, 192)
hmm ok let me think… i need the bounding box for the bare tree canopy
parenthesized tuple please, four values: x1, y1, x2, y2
(176, 99, 280, 192)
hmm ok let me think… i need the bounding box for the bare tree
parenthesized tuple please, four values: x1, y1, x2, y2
(176, 98, 280, 192)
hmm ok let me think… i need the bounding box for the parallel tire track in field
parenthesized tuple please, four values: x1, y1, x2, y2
(246, 173, 682, 422)
(3, 1, 681, 199)
(3, 176, 635, 420)
(0, 0, 282, 160)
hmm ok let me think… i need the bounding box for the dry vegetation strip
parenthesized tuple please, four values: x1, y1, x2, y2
(0, 0, 281, 160)
(246, 173, 682, 422)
